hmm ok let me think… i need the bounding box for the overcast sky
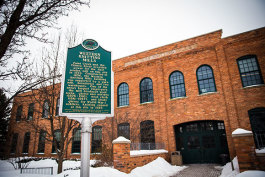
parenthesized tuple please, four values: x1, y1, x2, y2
(2, 0, 265, 94)
(46, 0, 265, 60)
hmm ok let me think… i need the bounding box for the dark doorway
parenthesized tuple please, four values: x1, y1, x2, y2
(174, 120, 229, 164)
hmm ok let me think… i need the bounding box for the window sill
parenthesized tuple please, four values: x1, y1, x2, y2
(91, 152, 102, 155)
(117, 105, 129, 109)
(198, 92, 218, 96)
(242, 84, 264, 89)
(170, 96, 187, 101)
(139, 101, 154, 105)
(71, 153, 81, 155)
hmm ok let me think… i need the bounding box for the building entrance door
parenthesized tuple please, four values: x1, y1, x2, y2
(174, 120, 229, 164)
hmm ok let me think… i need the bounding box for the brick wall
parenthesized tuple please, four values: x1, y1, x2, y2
(113, 138, 169, 173)
(232, 130, 265, 172)
(6, 27, 265, 164)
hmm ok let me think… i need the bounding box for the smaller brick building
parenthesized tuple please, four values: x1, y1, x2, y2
(7, 27, 265, 165)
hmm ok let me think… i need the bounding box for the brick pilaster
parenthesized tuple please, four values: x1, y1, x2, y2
(113, 138, 131, 173)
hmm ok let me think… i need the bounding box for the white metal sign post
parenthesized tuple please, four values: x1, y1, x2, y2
(59, 39, 113, 177)
(80, 118, 91, 177)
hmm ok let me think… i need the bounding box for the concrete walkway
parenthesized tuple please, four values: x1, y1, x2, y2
(171, 164, 222, 177)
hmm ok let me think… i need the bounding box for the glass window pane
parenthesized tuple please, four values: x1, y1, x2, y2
(16, 105, 23, 121)
(118, 83, 129, 107)
(37, 130, 46, 153)
(22, 132, 30, 153)
(197, 65, 216, 94)
(72, 128, 81, 153)
(118, 123, 130, 140)
(92, 126, 102, 153)
(237, 56, 264, 87)
(140, 78, 154, 103)
(27, 103, 34, 120)
(169, 71, 186, 98)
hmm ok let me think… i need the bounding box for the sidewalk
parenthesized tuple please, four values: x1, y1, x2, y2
(171, 164, 222, 177)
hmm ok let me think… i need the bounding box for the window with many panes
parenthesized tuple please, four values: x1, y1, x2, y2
(196, 65, 216, 94)
(37, 130, 46, 153)
(27, 103, 34, 120)
(10, 133, 18, 154)
(52, 130, 61, 153)
(92, 126, 102, 153)
(22, 132, 30, 154)
(16, 105, 23, 121)
(169, 71, 186, 98)
(237, 55, 264, 87)
(118, 83, 129, 107)
(118, 123, 130, 140)
(56, 98, 60, 116)
(140, 78, 153, 103)
(72, 128, 81, 153)
(140, 120, 155, 150)
(42, 100, 49, 118)
(248, 108, 265, 149)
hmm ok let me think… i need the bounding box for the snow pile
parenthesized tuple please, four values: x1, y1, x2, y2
(130, 149, 168, 157)
(220, 157, 240, 177)
(112, 136, 131, 144)
(0, 157, 185, 177)
(235, 170, 265, 177)
(28, 159, 58, 168)
(0, 160, 15, 171)
(59, 167, 128, 177)
(129, 157, 186, 177)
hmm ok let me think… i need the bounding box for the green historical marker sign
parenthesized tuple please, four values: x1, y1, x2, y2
(60, 39, 112, 117)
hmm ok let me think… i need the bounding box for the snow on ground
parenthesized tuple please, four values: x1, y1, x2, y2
(235, 170, 265, 177)
(0, 157, 186, 177)
(220, 157, 240, 177)
(220, 156, 265, 177)
(128, 157, 186, 177)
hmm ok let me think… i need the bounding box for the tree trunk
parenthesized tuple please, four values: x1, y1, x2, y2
(57, 155, 63, 174)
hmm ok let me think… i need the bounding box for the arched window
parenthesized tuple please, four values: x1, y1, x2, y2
(140, 78, 154, 103)
(118, 123, 130, 140)
(237, 55, 264, 87)
(92, 126, 102, 153)
(52, 129, 61, 153)
(27, 103, 34, 120)
(42, 100, 49, 118)
(196, 65, 216, 94)
(10, 133, 18, 154)
(22, 132, 30, 154)
(117, 83, 129, 107)
(72, 128, 81, 153)
(169, 71, 186, 98)
(248, 108, 265, 149)
(16, 105, 23, 121)
(140, 120, 155, 150)
(55, 98, 60, 116)
(37, 130, 46, 154)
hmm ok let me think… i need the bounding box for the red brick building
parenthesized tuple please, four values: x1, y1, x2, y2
(7, 27, 265, 164)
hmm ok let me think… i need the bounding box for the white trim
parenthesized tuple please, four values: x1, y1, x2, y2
(140, 101, 154, 105)
(130, 149, 168, 157)
(242, 84, 264, 89)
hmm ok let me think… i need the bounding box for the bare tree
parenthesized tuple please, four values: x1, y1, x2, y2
(0, 0, 89, 109)
(8, 27, 83, 173)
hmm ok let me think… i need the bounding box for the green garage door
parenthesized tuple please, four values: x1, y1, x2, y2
(174, 120, 229, 164)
